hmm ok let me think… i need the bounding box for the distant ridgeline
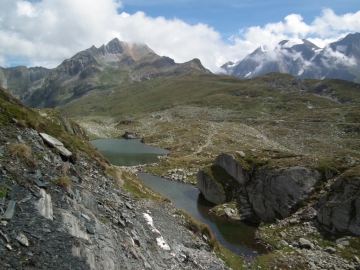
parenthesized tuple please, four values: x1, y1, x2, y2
(0, 38, 210, 109)
(222, 32, 360, 83)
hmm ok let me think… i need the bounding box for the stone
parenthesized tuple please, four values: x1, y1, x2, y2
(197, 170, 226, 205)
(37, 189, 53, 220)
(325, 246, 336, 254)
(17, 135, 25, 144)
(236, 151, 245, 157)
(3, 200, 16, 220)
(34, 179, 50, 188)
(336, 238, 350, 246)
(85, 223, 96, 234)
(123, 131, 137, 139)
(289, 218, 298, 225)
(0, 230, 10, 243)
(247, 166, 320, 222)
(81, 213, 91, 221)
(299, 238, 314, 249)
(16, 232, 30, 247)
(354, 255, 360, 264)
(214, 153, 249, 185)
(39, 133, 72, 159)
(317, 177, 360, 236)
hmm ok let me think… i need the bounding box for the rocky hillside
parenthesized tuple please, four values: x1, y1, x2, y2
(0, 87, 230, 269)
(0, 66, 52, 99)
(9, 38, 210, 108)
(222, 32, 360, 83)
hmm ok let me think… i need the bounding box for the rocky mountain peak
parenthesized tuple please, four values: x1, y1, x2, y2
(223, 32, 360, 83)
(95, 38, 157, 62)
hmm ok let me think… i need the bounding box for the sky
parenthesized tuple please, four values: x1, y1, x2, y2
(0, 0, 360, 72)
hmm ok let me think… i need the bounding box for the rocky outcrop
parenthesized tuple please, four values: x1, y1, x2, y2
(198, 152, 321, 222)
(246, 166, 320, 222)
(214, 153, 249, 185)
(197, 170, 227, 205)
(317, 168, 360, 236)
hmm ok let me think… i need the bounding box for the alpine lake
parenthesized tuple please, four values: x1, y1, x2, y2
(91, 138, 266, 257)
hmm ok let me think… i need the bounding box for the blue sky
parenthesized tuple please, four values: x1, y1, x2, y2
(119, 0, 360, 39)
(0, 0, 360, 71)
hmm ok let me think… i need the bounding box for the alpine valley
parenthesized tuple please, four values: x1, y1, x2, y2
(0, 33, 360, 269)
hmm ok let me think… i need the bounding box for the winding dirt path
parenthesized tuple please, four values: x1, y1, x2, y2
(187, 123, 217, 157)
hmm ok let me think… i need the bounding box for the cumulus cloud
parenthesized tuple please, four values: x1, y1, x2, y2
(231, 8, 360, 62)
(0, 0, 359, 72)
(321, 46, 357, 68)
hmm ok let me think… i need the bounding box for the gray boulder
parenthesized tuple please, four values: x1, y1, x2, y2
(246, 166, 320, 222)
(123, 131, 137, 139)
(317, 171, 360, 236)
(197, 170, 226, 205)
(39, 133, 73, 160)
(214, 153, 249, 185)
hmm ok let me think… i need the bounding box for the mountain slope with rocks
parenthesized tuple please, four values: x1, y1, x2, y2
(223, 32, 360, 83)
(0, 66, 52, 100)
(0, 86, 230, 269)
(3, 38, 210, 109)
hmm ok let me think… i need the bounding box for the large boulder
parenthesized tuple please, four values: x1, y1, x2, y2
(246, 166, 320, 222)
(39, 133, 73, 160)
(197, 170, 226, 205)
(317, 168, 360, 236)
(214, 153, 250, 185)
(197, 165, 239, 205)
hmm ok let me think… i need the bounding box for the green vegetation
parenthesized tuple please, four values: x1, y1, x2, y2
(7, 143, 35, 166)
(53, 175, 73, 189)
(0, 186, 7, 198)
(121, 171, 170, 202)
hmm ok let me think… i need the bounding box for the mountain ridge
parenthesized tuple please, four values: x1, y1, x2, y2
(0, 38, 210, 109)
(222, 32, 360, 83)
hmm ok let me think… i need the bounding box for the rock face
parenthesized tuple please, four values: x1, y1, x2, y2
(246, 166, 320, 222)
(214, 153, 249, 185)
(198, 152, 321, 223)
(197, 170, 226, 205)
(317, 171, 360, 236)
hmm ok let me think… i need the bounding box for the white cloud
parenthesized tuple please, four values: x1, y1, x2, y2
(0, 1, 359, 72)
(0, 55, 8, 67)
(321, 46, 357, 68)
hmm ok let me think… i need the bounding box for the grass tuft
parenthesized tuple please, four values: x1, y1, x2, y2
(7, 143, 35, 166)
(54, 175, 73, 189)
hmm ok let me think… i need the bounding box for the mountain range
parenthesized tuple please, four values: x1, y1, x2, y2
(0, 38, 210, 108)
(0, 33, 359, 110)
(222, 32, 360, 83)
